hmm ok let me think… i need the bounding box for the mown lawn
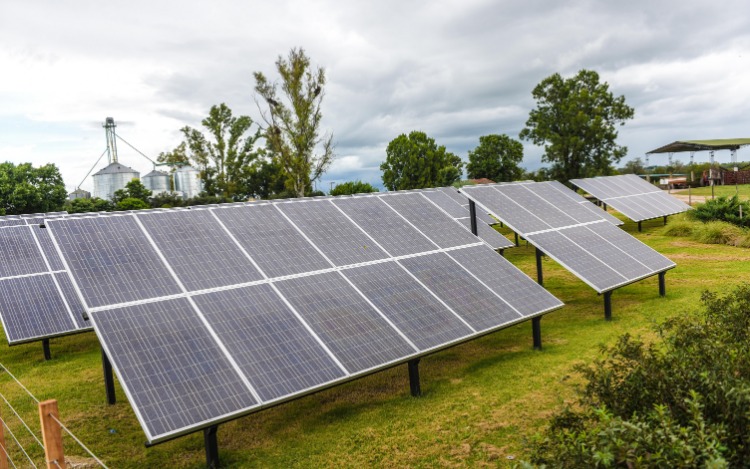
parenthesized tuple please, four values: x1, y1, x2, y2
(673, 183, 750, 199)
(0, 213, 748, 468)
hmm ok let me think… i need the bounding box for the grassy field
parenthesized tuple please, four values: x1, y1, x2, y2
(673, 183, 750, 199)
(0, 214, 748, 467)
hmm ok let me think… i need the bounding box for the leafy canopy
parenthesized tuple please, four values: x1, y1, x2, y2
(329, 180, 379, 196)
(0, 162, 67, 214)
(466, 134, 524, 182)
(380, 131, 463, 191)
(254, 47, 334, 198)
(112, 179, 151, 205)
(519, 69, 634, 182)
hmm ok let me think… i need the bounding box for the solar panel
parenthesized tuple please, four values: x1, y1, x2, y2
(435, 187, 497, 224)
(570, 174, 691, 222)
(541, 181, 624, 226)
(0, 225, 90, 344)
(45, 192, 564, 444)
(456, 218, 513, 250)
(461, 183, 676, 294)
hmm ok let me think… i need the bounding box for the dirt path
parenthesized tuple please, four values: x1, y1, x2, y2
(667, 190, 705, 205)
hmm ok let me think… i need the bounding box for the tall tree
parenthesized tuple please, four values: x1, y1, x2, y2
(254, 47, 334, 198)
(519, 69, 634, 182)
(466, 134, 524, 182)
(0, 162, 67, 214)
(380, 131, 463, 190)
(179, 103, 262, 199)
(112, 179, 152, 205)
(329, 180, 379, 196)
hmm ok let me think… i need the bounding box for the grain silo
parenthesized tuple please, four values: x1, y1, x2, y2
(142, 169, 171, 195)
(173, 165, 203, 199)
(91, 117, 140, 200)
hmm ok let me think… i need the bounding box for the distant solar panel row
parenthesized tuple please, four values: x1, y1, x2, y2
(460, 183, 675, 293)
(46, 192, 563, 443)
(0, 224, 89, 344)
(570, 174, 691, 222)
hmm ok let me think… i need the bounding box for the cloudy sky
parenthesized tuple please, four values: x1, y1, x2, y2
(2, 0, 749, 193)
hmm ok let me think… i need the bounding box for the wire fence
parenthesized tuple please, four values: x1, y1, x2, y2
(0, 362, 108, 468)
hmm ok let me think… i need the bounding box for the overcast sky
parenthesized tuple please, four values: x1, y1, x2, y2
(2, 0, 749, 194)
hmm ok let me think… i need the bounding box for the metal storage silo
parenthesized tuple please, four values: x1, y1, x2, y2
(173, 166, 203, 199)
(92, 162, 140, 200)
(142, 169, 171, 195)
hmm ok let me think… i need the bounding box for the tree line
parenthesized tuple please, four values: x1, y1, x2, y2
(1, 56, 636, 214)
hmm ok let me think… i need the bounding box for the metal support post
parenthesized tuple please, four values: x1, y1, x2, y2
(469, 201, 478, 236)
(638, 221, 642, 232)
(514, 232, 519, 247)
(603, 203, 607, 211)
(535, 248, 544, 286)
(408, 359, 421, 397)
(659, 271, 666, 297)
(204, 425, 219, 469)
(604, 291, 612, 321)
(102, 349, 116, 405)
(532, 317, 542, 350)
(42, 338, 51, 361)
(663, 215, 667, 225)
(498, 249, 505, 257)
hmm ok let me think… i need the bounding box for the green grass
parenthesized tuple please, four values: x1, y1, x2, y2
(1, 219, 749, 467)
(673, 183, 750, 199)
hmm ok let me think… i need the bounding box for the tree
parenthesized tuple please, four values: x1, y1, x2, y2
(179, 103, 262, 199)
(115, 198, 150, 211)
(519, 69, 634, 183)
(112, 179, 151, 205)
(619, 157, 646, 175)
(330, 180, 379, 196)
(254, 47, 335, 198)
(466, 134, 524, 182)
(65, 197, 113, 213)
(380, 131, 463, 190)
(0, 162, 67, 214)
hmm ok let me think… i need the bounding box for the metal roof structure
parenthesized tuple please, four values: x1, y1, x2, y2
(647, 138, 750, 154)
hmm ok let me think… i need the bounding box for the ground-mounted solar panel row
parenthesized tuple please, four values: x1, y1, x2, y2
(45, 192, 563, 443)
(460, 182, 675, 294)
(570, 174, 692, 222)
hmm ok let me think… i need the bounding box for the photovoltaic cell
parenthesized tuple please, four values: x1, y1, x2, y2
(275, 272, 415, 373)
(54, 273, 88, 329)
(421, 190, 470, 219)
(561, 226, 653, 280)
(588, 222, 675, 272)
(93, 298, 258, 439)
(331, 196, 436, 256)
(380, 193, 479, 248)
(212, 205, 330, 278)
(343, 262, 473, 350)
(457, 218, 514, 250)
(0, 274, 77, 344)
(277, 200, 389, 266)
(399, 253, 522, 331)
(193, 284, 345, 402)
(0, 226, 48, 278)
(32, 225, 65, 272)
(461, 185, 550, 234)
(0, 219, 26, 228)
(446, 245, 563, 317)
(137, 210, 263, 291)
(46, 216, 182, 308)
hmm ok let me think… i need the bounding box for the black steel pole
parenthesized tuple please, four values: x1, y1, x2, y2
(204, 425, 220, 469)
(535, 248, 544, 286)
(604, 291, 612, 321)
(532, 317, 542, 350)
(408, 359, 421, 397)
(469, 201, 478, 236)
(659, 271, 666, 297)
(102, 349, 116, 405)
(638, 221, 642, 232)
(42, 339, 51, 361)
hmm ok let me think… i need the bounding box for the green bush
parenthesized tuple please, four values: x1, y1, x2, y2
(688, 196, 750, 228)
(522, 284, 750, 467)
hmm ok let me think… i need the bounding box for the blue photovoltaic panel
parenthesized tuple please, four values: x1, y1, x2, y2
(461, 185, 551, 234)
(275, 271, 415, 373)
(331, 196, 436, 256)
(457, 218, 514, 250)
(0, 219, 26, 228)
(525, 183, 603, 225)
(542, 180, 624, 226)
(343, 262, 473, 350)
(380, 193, 480, 248)
(0, 274, 77, 344)
(0, 226, 48, 278)
(46, 216, 182, 308)
(560, 226, 654, 280)
(32, 225, 65, 272)
(137, 210, 263, 291)
(526, 230, 626, 292)
(447, 245, 563, 317)
(54, 272, 89, 329)
(421, 190, 470, 219)
(212, 205, 330, 278)
(277, 201, 389, 266)
(399, 253, 522, 332)
(93, 298, 258, 440)
(494, 184, 580, 229)
(193, 284, 346, 402)
(588, 222, 675, 272)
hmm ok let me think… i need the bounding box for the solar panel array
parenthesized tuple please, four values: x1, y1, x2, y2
(460, 183, 675, 293)
(540, 181, 624, 226)
(0, 223, 89, 344)
(570, 174, 691, 222)
(434, 186, 498, 225)
(46, 192, 563, 443)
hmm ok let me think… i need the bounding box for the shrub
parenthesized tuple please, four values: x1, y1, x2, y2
(688, 195, 750, 228)
(522, 284, 750, 466)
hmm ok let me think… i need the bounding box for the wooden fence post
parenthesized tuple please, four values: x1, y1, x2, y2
(0, 406, 8, 469)
(38, 399, 65, 469)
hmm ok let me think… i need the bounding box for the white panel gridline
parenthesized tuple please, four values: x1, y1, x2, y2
(45, 194, 563, 444)
(570, 174, 692, 222)
(460, 183, 676, 293)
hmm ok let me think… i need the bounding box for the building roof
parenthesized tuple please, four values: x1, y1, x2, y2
(92, 162, 139, 176)
(647, 138, 750, 154)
